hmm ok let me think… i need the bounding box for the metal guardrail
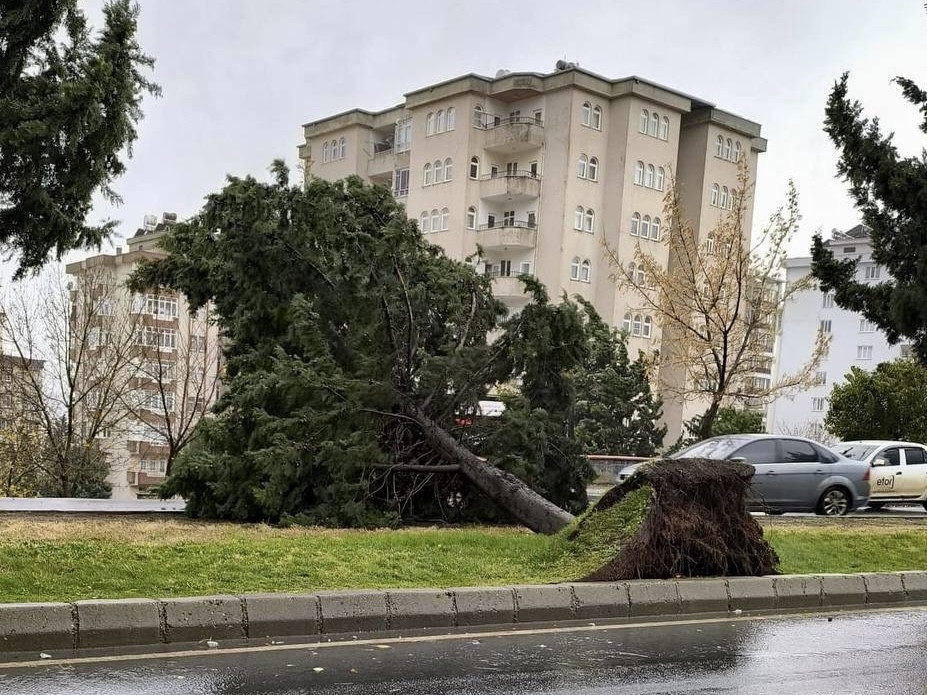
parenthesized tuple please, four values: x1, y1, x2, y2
(477, 220, 536, 231)
(477, 115, 544, 129)
(481, 170, 540, 181)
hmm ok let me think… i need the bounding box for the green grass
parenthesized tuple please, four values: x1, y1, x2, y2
(0, 516, 924, 603)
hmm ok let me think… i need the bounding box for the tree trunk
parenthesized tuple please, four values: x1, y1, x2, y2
(698, 399, 722, 440)
(404, 404, 575, 534)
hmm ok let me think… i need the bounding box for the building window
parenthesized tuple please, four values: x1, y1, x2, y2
(642, 316, 653, 338)
(645, 164, 654, 188)
(580, 259, 591, 282)
(588, 156, 598, 181)
(706, 232, 716, 254)
(533, 109, 543, 124)
(724, 138, 732, 160)
(436, 110, 446, 133)
(577, 154, 588, 179)
(322, 141, 330, 163)
(423, 163, 433, 186)
(649, 112, 658, 137)
(584, 208, 595, 233)
(710, 183, 719, 207)
(655, 167, 664, 191)
(430, 209, 439, 231)
(634, 161, 645, 185)
(138, 327, 176, 351)
(469, 156, 479, 179)
(815, 371, 827, 385)
(715, 135, 724, 158)
(622, 313, 632, 333)
(864, 265, 881, 280)
(581, 101, 592, 126)
(434, 159, 444, 183)
(857, 345, 873, 360)
(466, 206, 477, 229)
(628, 261, 637, 281)
(190, 334, 207, 353)
(502, 210, 515, 226)
(395, 118, 412, 153)
(641, 215, 651, 239)
(734, 141, 742, 162)
(651, 216, 661, 241)
(444, 158, 453, 181)
(660, 116, 669, 140)
(144, 294, 178, 318)
(446, 107, 456, 131)
(630, 212, 640, 236)
(811, 397, 826, 412)
(859, 318, 876, 332)
(472, 104, 483, 128)
(420, 211, 430, 233)
(426, 112, 435, 136)
(820, 319, 832, 333)
(640, 109, 649, 133)
(823, 292, 834, 308)
(440, 208, 449, 230)
(592, 105, 602, 130)
(843, 246, 856, 254)
(719, 186, 729, 209)
(570, 256, 581, 280)
(574, 206, 584, 231)
(632, 314, 643, 336)
(339, 137, 346, 159)
(393, 168, 409, 196)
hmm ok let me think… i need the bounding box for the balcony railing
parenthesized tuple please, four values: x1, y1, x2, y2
(478, 220, 536, 231)
(477, 115, 544, 129)
(482, 170, 539, 181)
(484, 269, 529, 279)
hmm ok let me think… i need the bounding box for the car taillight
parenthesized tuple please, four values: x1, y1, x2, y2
(863, 466, 870, 481)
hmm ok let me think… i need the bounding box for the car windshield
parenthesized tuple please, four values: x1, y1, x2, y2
(833, 444, 877, 461)
(671, 437, 748, 460)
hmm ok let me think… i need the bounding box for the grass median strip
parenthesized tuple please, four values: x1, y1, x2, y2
(0, 516, 924, 603)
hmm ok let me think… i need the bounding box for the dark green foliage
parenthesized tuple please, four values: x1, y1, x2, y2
(0, 0, 158, 277)
(37, 419, 111, 498)
(702, 407, 765, 437)
(825, 359, 927, 442)
(571, 299, 665, 456)
(811, 73, 927, 358)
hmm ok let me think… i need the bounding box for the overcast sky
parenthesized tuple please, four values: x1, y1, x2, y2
(70, 0, 927, 265)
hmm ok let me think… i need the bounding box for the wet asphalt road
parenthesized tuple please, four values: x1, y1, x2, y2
(2, 608, 926, 694)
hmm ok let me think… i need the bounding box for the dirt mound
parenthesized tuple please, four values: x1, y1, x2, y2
(571, 458, 779, 580)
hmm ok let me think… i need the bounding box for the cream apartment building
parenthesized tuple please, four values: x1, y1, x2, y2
(299, 63, 767, 441)
(66, 214, 222, 500)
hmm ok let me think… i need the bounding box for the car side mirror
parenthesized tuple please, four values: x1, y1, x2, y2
(728, 457, 748, 464)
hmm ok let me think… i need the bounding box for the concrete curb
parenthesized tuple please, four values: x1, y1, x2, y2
(1, 571, 926, 654)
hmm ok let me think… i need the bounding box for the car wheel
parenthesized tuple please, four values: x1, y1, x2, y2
(817, 487, 851, 516)
(868, 502, 885, 511)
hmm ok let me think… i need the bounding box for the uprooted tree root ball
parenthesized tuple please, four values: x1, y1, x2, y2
(569, 458, 780, 580)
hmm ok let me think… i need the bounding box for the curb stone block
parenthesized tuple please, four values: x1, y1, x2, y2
(627, 580, 679, 617)
(569, 583, 630, 620)
(75, 599, 160, 648)
(676, 578, 729, 614)
(451, 587, 515, 626)
(317, 591, 388, 635)
(161, 595, 244, 643)
(0, 602, 74, 652)
(726, 577, 776, 611)
(774, 575, 822, 610)
(861, 572, 906, 604)
(819, 574, 867, 607)
(243, 594, 320, 638)
(387, 589, 455, 630)
(900, 571, 927, 601)
(513, 585, 574, 623)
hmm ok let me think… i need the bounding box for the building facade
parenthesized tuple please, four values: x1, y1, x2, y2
(66, 214, 222, 500)
(298, 64, 767, 441)
(770, 225, 907, 440)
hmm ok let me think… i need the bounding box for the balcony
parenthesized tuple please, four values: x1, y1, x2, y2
(479, 171, 541, 203)
(480, 117, 544, 154)
(476, 220, 537, 251)
(367, 147, 410, 181)
(487, 272, 531, 305)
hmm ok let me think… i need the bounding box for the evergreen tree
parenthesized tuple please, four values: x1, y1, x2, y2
(812, 72, 927, 358)
(0, 0, 158, 276)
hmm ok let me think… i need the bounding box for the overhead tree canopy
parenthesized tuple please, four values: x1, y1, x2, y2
(0, 0, 158, 277)
(812, 73, 927, 358)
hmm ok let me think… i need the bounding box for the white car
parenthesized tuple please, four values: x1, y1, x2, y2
(832, 440, 927, 510)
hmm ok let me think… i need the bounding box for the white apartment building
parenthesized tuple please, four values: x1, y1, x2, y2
(299, 62, 767, 440)
(770, 225, 908, 440)
(66, 214, 222, 500)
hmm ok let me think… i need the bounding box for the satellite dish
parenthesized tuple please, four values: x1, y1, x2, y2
(495, 69, 511, 78)
(555, 59, 567, 70)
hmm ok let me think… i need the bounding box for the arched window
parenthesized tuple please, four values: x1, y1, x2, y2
(659, 116, 669, 140)
(444, 157, 453, 181)
(584, 208, 595, 233)
(574, 206, 584, 230)
(649, 112, 658, 137)
(469, 156, 479, 179)
(438, 110, 447, 133)
(706, 231, 716, 254)
(720, 186, 729, 209)
(577, 154, 588, 179)
(581, 102, 592, 126)
(592, 105, 602, 130)
(420, 211, 430, 233)
(588, 156, 599, 181)
(636, 266, 646, 285)
(710, 183, 720, 207)
(446, 107, 456, 131)
(630, 212, 641, 236)
(715, 135, 724, 157)
(645, 164, 655, 188)
(580, 259, 591, 282)
(640, 109, 649, 133)
(641, 215, 651, 239)
(423, 162, 433, 186)
(642, 316, 653, 338)
(466, 206, 477, 229)
(651, 217, 661, 241)
(426, 112, 435, 136)
(434, 159, 444, 183)
(440, 208, 449, 230)
(472, 104, 483, 128)
(734, 141, 742, 162)
(570, 256, 581, 280)
(724, 138, 732, 160)
(330, 140, 338, 160)
(632, 314, 642, 336)
(622, 313, 632, 333)
(322, 141, 330, 163)
(634, 161, 645, 185)
(628, 262, 637, 280)
(430, 209, 439, 231)
(655, 167, 665, 191)
(338, 137, 346, 159)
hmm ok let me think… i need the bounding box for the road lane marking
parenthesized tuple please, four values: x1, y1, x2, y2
(1, 604, 925, 670)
